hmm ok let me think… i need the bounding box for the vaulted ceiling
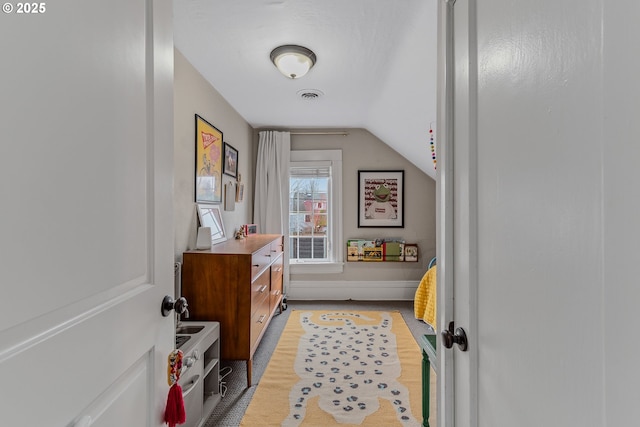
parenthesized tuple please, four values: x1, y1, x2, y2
(174, 0, 438, 180)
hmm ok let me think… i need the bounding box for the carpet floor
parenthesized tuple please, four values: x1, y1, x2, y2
(204, 300, 435, 427)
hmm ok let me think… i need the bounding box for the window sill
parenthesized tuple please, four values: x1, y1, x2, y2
(289, 261, 344, 274)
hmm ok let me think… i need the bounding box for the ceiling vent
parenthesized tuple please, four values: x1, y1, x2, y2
(297, 89, 324, 100)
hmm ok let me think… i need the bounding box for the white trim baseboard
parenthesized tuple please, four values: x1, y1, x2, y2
(287, 280, 420, 301)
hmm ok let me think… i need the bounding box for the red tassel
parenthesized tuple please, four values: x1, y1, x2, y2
(164, 383, 186, 427)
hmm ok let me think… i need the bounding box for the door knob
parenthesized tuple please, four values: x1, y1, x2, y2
(174, 297, 189, 318)
(161, 295, 189, 317)
(441, 321, 468, 351)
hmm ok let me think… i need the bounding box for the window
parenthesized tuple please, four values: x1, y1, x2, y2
(289, 150, 343, 273)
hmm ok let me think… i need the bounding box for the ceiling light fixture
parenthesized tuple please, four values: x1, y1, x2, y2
(270, 45, 317, 79)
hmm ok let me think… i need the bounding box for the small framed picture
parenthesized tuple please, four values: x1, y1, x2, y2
(236, 182, 244, 202)
(404, 244, 418, 262)
(223, 142, 238, 179)
(244, 224, 258, 235)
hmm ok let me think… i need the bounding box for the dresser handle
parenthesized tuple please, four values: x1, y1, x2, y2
(253, 264, 259, 267)
(260, 285, 268, 293)
(258, 315, 266, 324)
(274, 290, 280, 296)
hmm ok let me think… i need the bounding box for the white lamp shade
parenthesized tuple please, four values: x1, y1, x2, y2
(270, 45, 316, 79)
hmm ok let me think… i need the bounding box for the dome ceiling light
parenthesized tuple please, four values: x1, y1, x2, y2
(270, 45, 317, 79)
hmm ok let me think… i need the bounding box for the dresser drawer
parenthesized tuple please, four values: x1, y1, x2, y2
(270, 238, 284, 256)
(250, 293, 270, 349)
(251, 245, 272, 280)
(251, 270, 270, 313)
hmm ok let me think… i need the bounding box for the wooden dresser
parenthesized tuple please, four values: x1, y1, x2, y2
(181, 234, 284, 387)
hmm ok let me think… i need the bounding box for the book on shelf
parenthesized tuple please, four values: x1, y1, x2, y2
(382, 241, 404, 261)
(362, 247, 383, 261)
(404, 243, 419, 262)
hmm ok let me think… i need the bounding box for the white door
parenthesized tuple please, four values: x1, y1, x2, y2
(0, 1, 175, 426)
(437, 0, 640, 426)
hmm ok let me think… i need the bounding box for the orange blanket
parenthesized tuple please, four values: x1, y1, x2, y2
(414, 265, 437, 329)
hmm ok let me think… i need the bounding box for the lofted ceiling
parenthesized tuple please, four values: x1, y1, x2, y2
(173, 0, 438, 180)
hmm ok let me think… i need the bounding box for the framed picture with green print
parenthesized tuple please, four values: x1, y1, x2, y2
(357, 170, 404, 228)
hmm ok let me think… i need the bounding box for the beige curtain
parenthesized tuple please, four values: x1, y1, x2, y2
(254, 130, 290, 233)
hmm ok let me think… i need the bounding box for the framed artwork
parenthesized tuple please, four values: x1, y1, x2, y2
(223, 142, 238, 179)
(195, 114, 223, 203)
(196, 203, 227, 245)
(358, 170, 404, 228)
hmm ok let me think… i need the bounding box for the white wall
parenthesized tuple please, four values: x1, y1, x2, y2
(174, 49, 254, 260)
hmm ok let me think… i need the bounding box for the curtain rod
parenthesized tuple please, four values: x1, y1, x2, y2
(289, 131, 349, 136)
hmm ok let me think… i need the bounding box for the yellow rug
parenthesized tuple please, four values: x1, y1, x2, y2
(241, 310, 423, 426)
